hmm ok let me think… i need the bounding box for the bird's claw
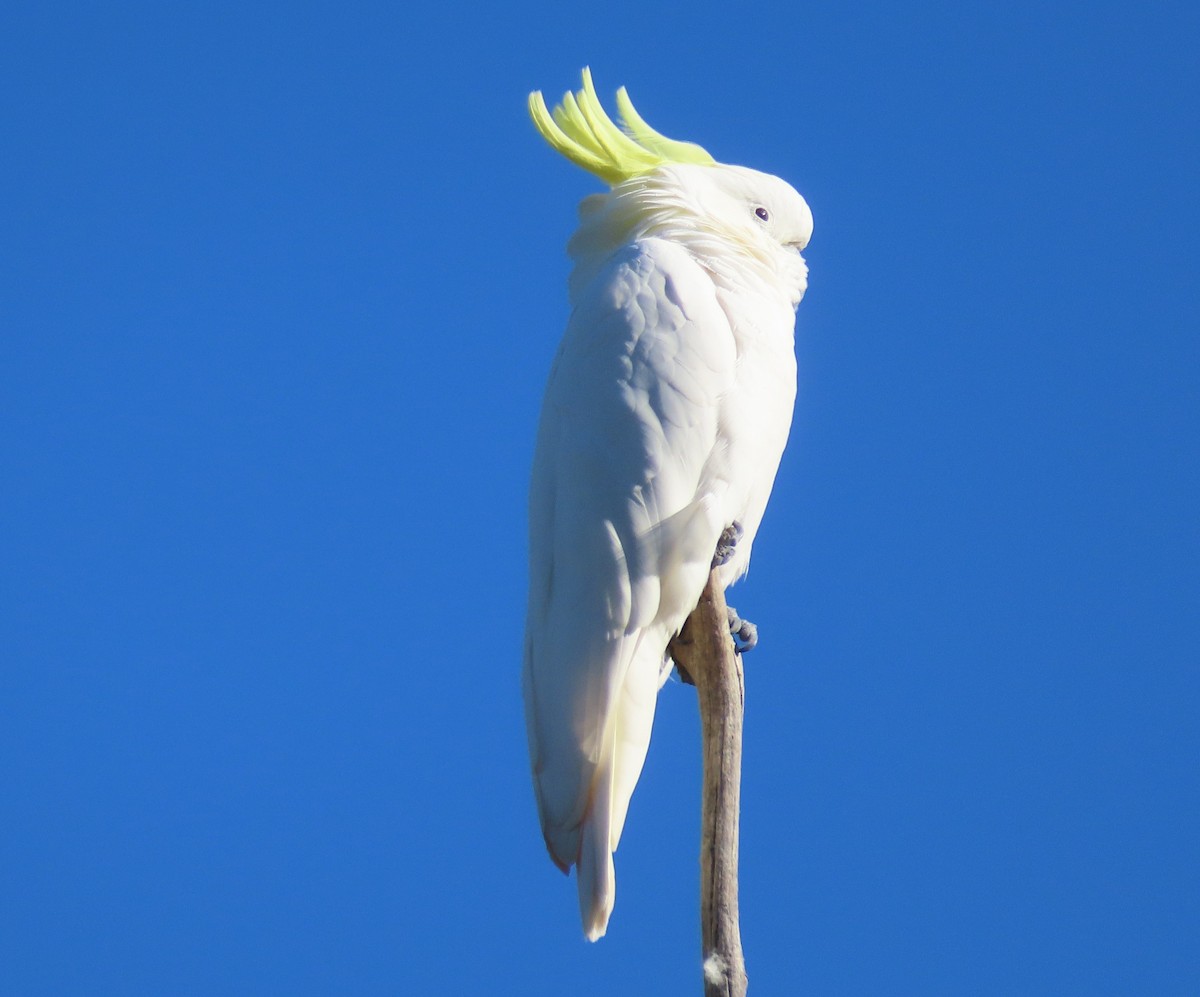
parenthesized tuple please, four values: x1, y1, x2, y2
(727, 606, 758, 654)
(712, 521, 744, 568)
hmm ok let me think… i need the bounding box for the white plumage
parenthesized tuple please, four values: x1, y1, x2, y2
(523, 73, 812, 940)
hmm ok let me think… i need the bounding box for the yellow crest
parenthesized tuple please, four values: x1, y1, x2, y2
(528, 68, 716, 184)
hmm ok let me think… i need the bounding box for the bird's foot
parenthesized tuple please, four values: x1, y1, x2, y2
(712, 521, 744, 568)
(727, 606, 758, 654)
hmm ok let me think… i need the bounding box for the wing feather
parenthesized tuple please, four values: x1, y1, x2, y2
(523, 238, 735, 912)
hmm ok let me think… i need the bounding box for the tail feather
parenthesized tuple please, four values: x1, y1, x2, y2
(576, 739, 616, 940)
(577, 807, 616, 941)
(573, 635, 667, 940)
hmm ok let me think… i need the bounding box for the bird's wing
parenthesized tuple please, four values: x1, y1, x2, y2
(523, 237, 736, 879)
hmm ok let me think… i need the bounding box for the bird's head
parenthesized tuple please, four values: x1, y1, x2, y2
(529, 69, 812, 298)
(669, 161, 813, 254)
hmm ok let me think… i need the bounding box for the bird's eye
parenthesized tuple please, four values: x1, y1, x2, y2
(754, 207, 770, 222)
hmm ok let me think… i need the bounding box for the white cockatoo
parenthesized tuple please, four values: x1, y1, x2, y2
(523, 69, 813, 941)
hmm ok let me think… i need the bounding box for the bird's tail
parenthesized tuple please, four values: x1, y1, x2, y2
(577, 790, 616, 941)
(574, 632, 666, 941)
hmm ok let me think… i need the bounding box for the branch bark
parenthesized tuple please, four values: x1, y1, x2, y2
(669, 569, 748, 997)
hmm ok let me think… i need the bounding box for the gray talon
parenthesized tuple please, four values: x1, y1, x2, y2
(712, 520, 745, 568)
(726, 605, 758, 653)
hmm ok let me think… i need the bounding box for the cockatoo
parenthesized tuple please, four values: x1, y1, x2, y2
(523, 69, 813, 941)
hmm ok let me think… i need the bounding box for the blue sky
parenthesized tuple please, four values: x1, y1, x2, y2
(3, 1, 1197, 993)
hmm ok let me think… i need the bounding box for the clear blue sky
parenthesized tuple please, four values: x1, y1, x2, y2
(3, 1, 1197, 993)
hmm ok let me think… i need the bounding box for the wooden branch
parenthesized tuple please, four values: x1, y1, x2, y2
(669, 569, 749, 997)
